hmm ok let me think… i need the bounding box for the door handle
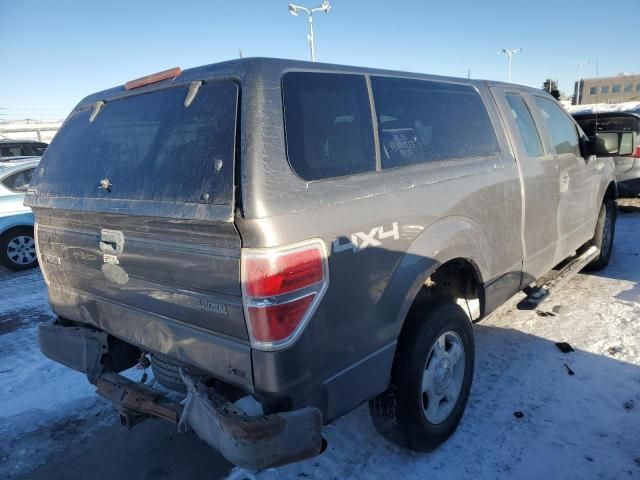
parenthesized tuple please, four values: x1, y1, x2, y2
(99, 229, 124, 255)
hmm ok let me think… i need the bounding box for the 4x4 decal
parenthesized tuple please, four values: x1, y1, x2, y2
(333, 222, 400, 253)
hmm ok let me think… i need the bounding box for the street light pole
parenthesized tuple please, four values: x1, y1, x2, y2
(308, 13, 315, 62)
(498, 48, 522, 82)
(288, 1, 331, 62)
(571, 60, 590, 105)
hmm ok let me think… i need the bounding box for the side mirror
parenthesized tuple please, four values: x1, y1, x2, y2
(582, 135, 608, 157)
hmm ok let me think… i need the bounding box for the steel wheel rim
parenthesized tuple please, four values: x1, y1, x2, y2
(421, 330, 465, 424)
(6, 235, 36, 266)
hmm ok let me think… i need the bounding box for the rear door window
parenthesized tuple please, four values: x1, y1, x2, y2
(370, 77, 499, 169)
(534, 97, 581, 157)
(2, 167, 36, 192)
(282, 72, 375, 181)
(1, 146, 28, 158)
(574, 116, 638, 136)
(505, 94, 544, 157)
(34, 81, 238, 204)
(28, 145, 47, 156)
(598, 132, 634, 155)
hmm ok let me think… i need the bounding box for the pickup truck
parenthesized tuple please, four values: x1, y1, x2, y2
(26, 58, 617, 471)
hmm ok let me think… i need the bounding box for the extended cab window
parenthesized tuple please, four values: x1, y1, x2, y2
(506, 94, 544, 157)
(370, 77, 499, 169)
(282, 72, 375, 181)
(534, 97, 581, 157)
(33, 81, 238, 204)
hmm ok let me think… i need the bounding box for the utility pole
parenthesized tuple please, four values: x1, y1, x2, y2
(498, 48, 522, 82)
(288, 1, 331, 62)
(571, 60, 590, 105)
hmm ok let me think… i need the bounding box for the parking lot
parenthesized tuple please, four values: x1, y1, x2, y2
(0, 203, 637, 480)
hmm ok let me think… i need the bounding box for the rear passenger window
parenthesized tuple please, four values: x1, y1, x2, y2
(282, 72, 375, 181)
(2, 168, 35, 192)
(506, 94, 544, 157)
(534, 97, 581, 157)
(370, 77, 499, 169)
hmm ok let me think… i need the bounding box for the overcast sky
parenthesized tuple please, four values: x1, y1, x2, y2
(1, 0, 638, 119)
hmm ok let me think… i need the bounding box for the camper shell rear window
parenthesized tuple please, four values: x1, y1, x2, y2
(33, 80, 238, 205)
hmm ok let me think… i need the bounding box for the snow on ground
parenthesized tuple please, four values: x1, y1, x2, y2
(1, 207, 640, 480)
(566, 101, 640, 115)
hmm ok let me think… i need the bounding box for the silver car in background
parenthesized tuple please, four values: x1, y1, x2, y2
(0, 158, 39, 270)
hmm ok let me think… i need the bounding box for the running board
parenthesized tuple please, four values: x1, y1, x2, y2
(517, 246, 599, 310)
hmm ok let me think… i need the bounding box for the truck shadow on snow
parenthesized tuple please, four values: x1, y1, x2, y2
(589, 212, 640, 303)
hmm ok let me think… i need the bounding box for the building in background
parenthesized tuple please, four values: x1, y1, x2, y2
(575, 74, 640, 105)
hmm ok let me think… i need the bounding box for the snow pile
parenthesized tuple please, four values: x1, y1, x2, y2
(566, 101, 640, 115)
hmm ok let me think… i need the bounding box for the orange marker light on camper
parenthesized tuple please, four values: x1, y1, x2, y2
(124, 67, 182, 90)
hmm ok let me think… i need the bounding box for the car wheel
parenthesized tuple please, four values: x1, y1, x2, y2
(0, 227, 38, 271)
(586, 200, 616, 271)
(369, 300, 474, 451)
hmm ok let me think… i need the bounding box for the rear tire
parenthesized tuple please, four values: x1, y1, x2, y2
(0, 227, 38, 271)
(369, 300, 474, 451)
(586, 200, 616, 271)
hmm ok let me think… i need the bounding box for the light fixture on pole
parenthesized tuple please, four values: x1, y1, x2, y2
(571, 60, 590, 105)
(498, 48, 523, 83)
(288, 1, 331, 62)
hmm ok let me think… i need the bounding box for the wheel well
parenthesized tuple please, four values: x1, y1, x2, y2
(407, 258, 484, 323)
(0, 225, 34, 239)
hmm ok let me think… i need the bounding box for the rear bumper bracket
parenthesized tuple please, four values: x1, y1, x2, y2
(38, 321, 323, 471)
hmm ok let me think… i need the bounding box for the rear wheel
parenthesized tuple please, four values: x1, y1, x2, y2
(0, 227, 38, 271)
(369, 300, 475, 451)
(586, 200, 616, 271)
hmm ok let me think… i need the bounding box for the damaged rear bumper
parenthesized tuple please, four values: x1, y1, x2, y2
(178, 374, 323, 470)
(38, 322, 324, 471)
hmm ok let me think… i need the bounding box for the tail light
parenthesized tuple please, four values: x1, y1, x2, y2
(241, 239, 329, 350)
(633, 146, 640, 158)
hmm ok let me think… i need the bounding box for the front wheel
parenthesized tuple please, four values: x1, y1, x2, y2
(586, 200, 616, 271)
(0, 227, 38, 271)
(369, 300, 475, 451)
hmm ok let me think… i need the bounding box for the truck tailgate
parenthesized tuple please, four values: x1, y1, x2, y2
(26, 78, 252, 388)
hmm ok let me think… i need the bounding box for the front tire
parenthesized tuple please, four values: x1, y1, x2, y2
(0, 227, 38, 271)
(369, 300, 475, 451)
(586, 200, 616, 271)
